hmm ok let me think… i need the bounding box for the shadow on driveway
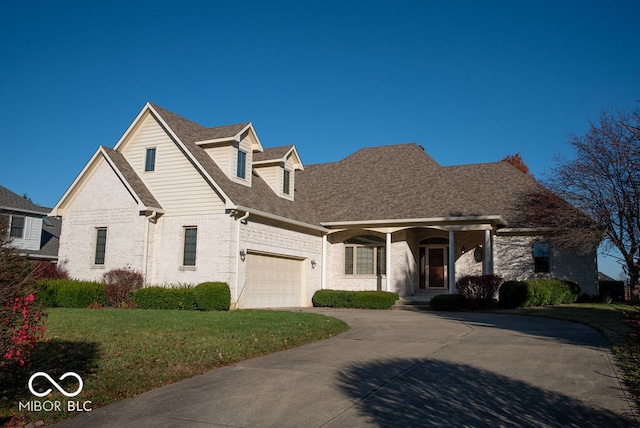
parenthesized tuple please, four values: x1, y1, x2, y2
(336, 357, 636, 427)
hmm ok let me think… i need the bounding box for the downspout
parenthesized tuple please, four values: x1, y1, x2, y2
(234, 211, 250, 308)
(143, 211, 157, 285)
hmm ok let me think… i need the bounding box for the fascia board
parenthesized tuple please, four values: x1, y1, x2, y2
(113, 102, 152, 151)
(287, 146, 304, 170)
(321, 215, 507, 228)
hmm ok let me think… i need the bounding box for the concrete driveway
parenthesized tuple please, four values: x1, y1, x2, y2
(54, 308, 638, 427)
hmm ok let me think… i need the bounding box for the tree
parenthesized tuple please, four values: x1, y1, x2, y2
(546, 108, 640, 291)
(501, 153, 532, 176)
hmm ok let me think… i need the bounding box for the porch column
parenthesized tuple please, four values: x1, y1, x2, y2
(484, 229, 493, 275)
(448, 230, 455, 294)
(386, 232, 392, 292)
(321, 235, 327, 289)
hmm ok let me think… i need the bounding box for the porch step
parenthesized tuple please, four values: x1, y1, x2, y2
(391, 290, 448, 311)
(392, 299, 431, 311)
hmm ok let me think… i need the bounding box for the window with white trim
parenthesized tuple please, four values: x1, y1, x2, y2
(283, 169, 291, 194)
(344, 235, 386, 275)
(236, 149, 247, 179)
(145, 147, 156, 172)
(10, 215, 25, 238)
(183, 226, 198, 266)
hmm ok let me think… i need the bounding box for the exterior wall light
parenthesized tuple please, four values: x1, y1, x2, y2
(239, 249, 246, 262)
(311, 259, 316, 269)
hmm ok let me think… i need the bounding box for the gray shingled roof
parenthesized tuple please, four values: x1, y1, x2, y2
(296, 144, 490, 223)
(101, 147, 163, 210)
(146, 104, 575, 229)
(150, 103, 249, 144)
(253, 146, 294, 162)
(150, 105, 321, 226)
(0, 185, 50, 214)
(444, 162, 549, 227)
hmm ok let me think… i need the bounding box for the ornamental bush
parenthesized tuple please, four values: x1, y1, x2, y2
(455, 274, 504, 309)
(102, 268, 144, 308)
(1, 217, 46, 368)
(194, 282, 230, 311)
(312, 290, 398, 309)
(499, 279, 580, 308)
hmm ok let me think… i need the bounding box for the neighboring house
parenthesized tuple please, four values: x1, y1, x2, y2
(1, 185, 60, 262)
(50, 103, 598, 308)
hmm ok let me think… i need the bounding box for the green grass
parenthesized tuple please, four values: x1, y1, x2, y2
(1, 308, 349, 426)
(502, 303, 640, 409)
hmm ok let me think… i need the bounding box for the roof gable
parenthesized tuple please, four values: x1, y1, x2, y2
(51, 146, 163, 217)
(253, 146, 304, 170)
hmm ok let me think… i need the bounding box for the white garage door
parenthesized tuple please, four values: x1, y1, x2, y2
(240, 252, 304, 308)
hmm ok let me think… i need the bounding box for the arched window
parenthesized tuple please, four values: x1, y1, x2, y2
(344, 235, 386, 275)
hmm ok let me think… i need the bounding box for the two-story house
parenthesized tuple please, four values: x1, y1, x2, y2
(50, 103, 598, 308)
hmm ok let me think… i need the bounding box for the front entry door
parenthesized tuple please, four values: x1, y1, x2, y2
(419, 247, 447, 289)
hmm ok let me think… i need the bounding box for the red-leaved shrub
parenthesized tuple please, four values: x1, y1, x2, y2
(102, 268, 144, 308)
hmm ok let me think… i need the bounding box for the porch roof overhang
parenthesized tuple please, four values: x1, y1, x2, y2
(320, 215, 507, 234)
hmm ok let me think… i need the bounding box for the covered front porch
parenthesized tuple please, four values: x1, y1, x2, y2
(320, 216, 506, 297)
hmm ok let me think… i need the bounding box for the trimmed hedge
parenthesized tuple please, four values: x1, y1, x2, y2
(37, 279, 107, 308)
(133, 282, 230, 311)
(430, 294, 466, 311)
(194, 282, 230, 311)
(133, 287, 197, 310)
(499, 279, 580, 308)
(312, 290, 398, 309)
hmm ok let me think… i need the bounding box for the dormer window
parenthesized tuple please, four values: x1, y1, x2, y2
(236, 149, 247, 179)
(283, 170, 291, 194)
(10, 215, 25, 238)
(145, 147, 156, 172)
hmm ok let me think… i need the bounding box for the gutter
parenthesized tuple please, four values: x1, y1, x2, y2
(231, 205, 329, 233)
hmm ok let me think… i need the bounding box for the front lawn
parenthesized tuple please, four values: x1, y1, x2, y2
(1, 308, 349, 426)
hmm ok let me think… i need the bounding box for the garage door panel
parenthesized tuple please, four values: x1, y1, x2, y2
(240, 253, 303, 308)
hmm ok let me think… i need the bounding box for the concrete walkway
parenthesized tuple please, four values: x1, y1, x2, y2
(54, 309, 638, 427)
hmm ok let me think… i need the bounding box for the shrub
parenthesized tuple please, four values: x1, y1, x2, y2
(430, 294, 466, 311)
(455, 275, 504, 309)
(498, 281, 528, 309)
(133, 286, 197, 310)
(1, 217, 46, 368)
(31, 260, 69, 281)
(194, 282, 230, 311)
(102, 268, 144, 308)
(312, 290, 398, 309)
(499, 279, 580, 308)
(38, 279, 107, 308)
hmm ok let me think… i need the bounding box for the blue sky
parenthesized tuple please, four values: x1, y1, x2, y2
(1, 0, 638, 278)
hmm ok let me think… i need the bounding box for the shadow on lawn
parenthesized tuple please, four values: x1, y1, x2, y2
(336, 358, 637, 427)
(0, 339, 100, 423)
